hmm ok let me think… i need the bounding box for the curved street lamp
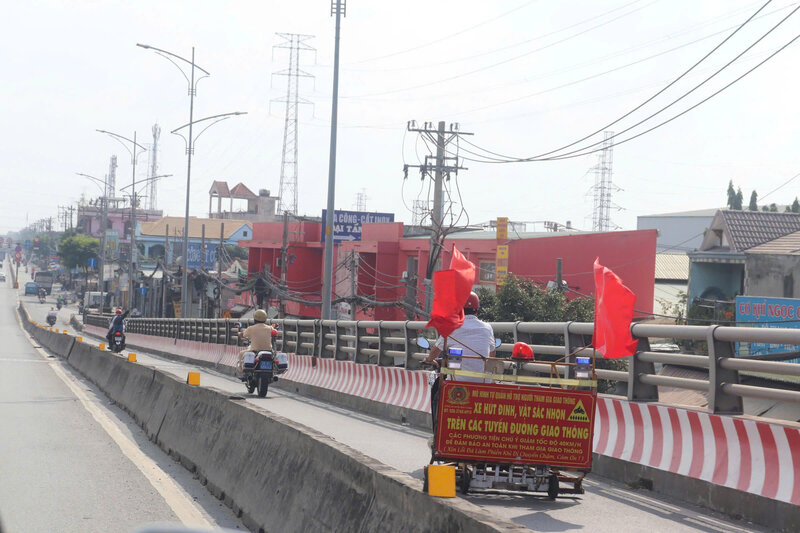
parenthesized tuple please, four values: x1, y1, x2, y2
(138, 42, 246, 318)
(97, 130, 148, 308)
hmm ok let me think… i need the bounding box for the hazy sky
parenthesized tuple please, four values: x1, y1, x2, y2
(2, 0, 799, 234)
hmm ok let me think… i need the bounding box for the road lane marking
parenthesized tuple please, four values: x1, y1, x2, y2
(14, 301, 212, 528)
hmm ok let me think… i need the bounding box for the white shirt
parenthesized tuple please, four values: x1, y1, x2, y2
(434, 315, 495, 383)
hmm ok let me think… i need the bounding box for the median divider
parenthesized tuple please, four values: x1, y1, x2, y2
(21, 303, 525, 533)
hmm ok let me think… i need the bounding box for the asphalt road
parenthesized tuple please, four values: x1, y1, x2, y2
(16, 271, 769, 532)
(1, 266, 245, 533)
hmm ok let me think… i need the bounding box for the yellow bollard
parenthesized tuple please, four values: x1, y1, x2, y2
(127, 353, 137, 362)
(187, 372, 201, 386)
(77, 337, 83, 342)
(99, 343, 106, 350)
(426, 465, 456, 498)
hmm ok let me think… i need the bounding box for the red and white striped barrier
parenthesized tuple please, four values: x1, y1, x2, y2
(281, 355, 430, 412)
(84, 326, 800, 506)
(84, 326, 431, 412)
(594, 397, 800, 506)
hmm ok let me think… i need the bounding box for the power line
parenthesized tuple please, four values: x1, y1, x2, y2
(341, 0, 656, 99)
(351, 0, 539, 64)
(457, 0, 777, 158)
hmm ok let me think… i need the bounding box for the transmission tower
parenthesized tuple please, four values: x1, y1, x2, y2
(107, 155, 118, 199)
(272, 33, 315, 215)
(354, 188, 367, 211)
(147, 123, 161, 210)
(591, 131, 620, 232)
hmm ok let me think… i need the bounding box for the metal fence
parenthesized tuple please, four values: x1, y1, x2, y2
(83, 314, 800, 415)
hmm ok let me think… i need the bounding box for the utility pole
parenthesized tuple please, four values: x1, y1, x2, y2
(404, 256, 418, 320)
(349, 250, 357, 302)
(321, 0, 346, 320)
(217, 222, 224, 317)
(163, 223, 169, 317)
(280, 212, 289, 317)
(404, 120, 472, 313)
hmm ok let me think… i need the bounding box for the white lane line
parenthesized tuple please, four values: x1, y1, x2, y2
(14, 302, 212, 528)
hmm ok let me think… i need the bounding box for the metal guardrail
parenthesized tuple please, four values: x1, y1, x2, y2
(82, 314, 800, 415)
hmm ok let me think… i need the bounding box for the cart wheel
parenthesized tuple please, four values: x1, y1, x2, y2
(422, 466, 429, 493)
(547, 474, 559, 500)
(459, 467, 471, 495)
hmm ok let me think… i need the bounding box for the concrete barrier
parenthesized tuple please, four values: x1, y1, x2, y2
(25, 308, 525, 533)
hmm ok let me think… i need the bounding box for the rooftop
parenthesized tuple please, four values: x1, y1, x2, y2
(745, 230, 800, 255)
(720, 210, 800, 252)
(639, 208, 722, 218)
(654, 253, 690, 281)
(140, 217, 251, 240)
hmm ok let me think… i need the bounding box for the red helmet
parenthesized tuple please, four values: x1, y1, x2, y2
(512, 342, 534, 360)
(464, 291, 480, 311)
(271, 328, 278, 338)
(116, 309, 122, 315)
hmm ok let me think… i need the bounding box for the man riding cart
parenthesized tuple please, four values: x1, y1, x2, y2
(420, 252, 636, 499)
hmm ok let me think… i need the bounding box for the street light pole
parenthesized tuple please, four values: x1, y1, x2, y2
(181, 47, 196, 319)
(97, 129, 147, 309)
(321, 0, 346, 320)
(138, 43, 245, 318)
(77, 172, 110, 312)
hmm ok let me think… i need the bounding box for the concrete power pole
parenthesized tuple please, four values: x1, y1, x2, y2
(279, 212, 289, 317)
(404, 120, 472, 313)
(273, 33, 315, 216)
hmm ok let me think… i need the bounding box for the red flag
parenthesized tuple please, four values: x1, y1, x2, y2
(592, 258, 638, 358)
(426, 246, 476, 338)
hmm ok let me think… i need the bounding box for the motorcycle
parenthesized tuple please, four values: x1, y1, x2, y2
(110, 331, 126, 353)
(38, 295, 46, 304)
(56, 301, 62, 310)
(241, 349, 280, 397)
(46, 314, 57, 326)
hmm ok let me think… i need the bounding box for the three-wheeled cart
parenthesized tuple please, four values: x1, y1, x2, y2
(423, 352, 597, 499)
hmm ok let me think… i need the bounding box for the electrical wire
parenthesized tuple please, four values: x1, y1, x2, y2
(341, 0, 657, 99)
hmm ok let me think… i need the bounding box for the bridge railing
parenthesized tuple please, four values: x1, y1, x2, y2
(82, 314, 800, 415)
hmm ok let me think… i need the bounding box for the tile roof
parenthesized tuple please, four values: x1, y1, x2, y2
(229, 183, 256, 198)
(209, 180, 230, 196)
(745, 230, 800, 255)
(140, 217, 250, 240)
(720, 210, 800, 251)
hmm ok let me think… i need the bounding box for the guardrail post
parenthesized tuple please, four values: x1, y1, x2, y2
(627, 337, 658, 402)
(403, 322, 417, 370)
(707, 325, 743, 415)
(354, 321, 369, 364)
(377, 321, 392, 367)
(563, 321, 588, 379)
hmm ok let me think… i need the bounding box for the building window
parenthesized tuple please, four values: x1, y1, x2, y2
(243, 231, 248, 237)
(479, 261, 495, 282)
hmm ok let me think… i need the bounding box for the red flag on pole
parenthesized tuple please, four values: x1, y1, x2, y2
(592, 258, 638, 358)
(426, 246, 476, 338)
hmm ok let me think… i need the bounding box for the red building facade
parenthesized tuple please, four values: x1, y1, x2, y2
(241, 221, 656, 320)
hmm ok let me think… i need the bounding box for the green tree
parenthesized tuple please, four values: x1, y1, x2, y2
(733, 187, 744, 210)
(769, 203, 778, 212)
(475, 276, 623, 392)
(748, 190, 758, 211)
(793, 197, 800, 213)
(58, 235, 99, 273)
(726, 180, 736, 209)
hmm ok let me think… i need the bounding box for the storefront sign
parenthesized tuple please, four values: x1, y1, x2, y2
(436, 381, 595, 468)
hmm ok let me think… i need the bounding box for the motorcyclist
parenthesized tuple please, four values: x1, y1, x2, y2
(421, 291, 496, 448)
(38, 287, 47, 302)
(46, 307, 58, 325)
(106, 308, 129, 346)
(237, 309, 277, 373)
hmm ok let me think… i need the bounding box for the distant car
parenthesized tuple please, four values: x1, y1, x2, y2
(24, 281, 38, 295)
(0, 272, 5, 282)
